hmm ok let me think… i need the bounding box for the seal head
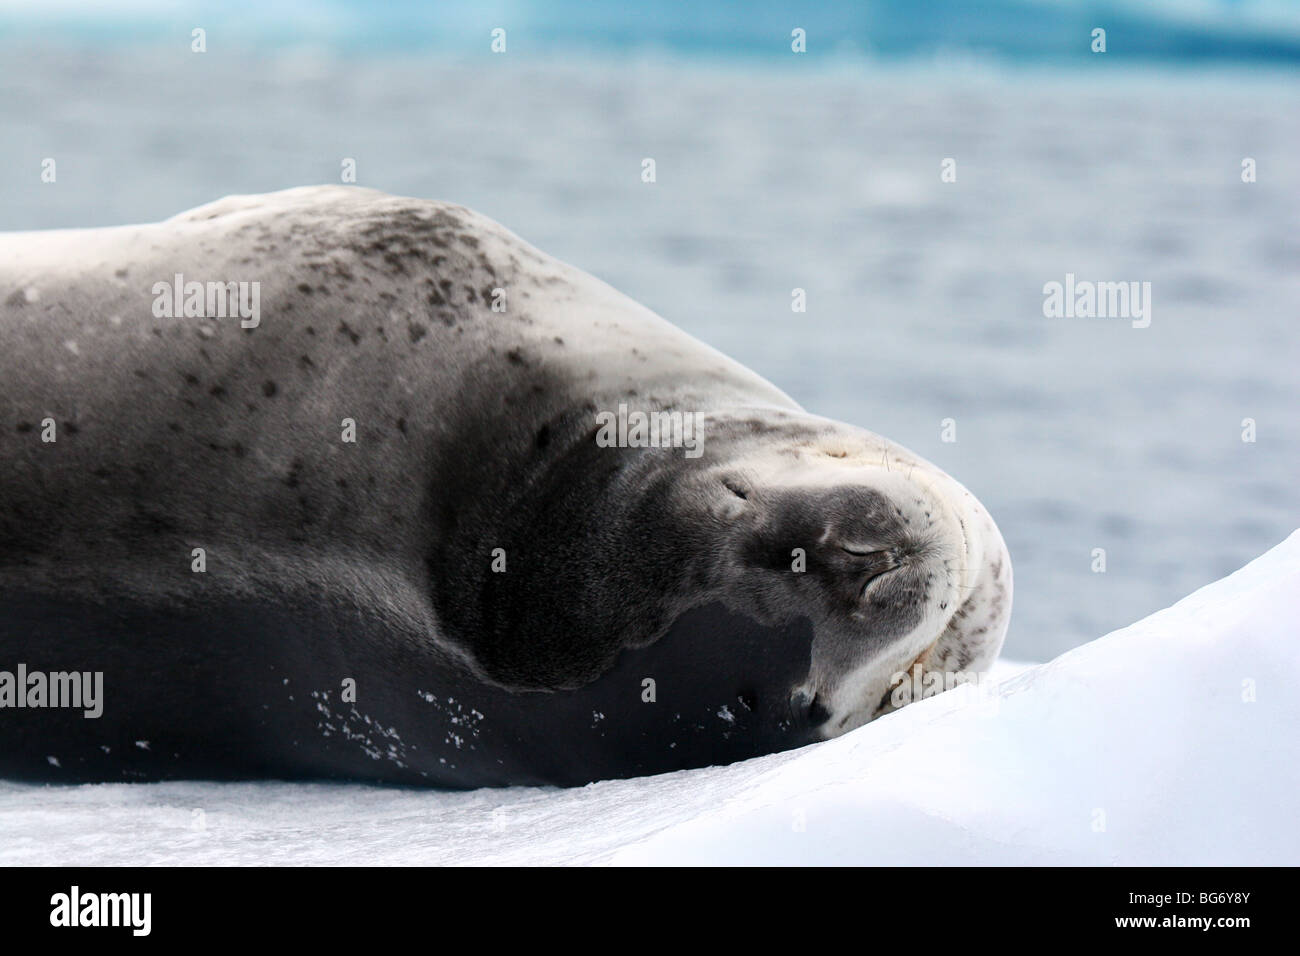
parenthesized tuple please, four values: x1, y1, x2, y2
(656, 409, 1012, 737)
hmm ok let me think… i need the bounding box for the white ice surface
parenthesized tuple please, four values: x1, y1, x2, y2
(2, 532, 1296, 866)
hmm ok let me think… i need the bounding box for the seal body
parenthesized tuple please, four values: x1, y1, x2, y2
(0, 187, 1011, 787)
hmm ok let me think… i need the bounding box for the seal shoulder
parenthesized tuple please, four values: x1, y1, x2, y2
(168, 186, 542, 273)
(168, 184, 476, 230)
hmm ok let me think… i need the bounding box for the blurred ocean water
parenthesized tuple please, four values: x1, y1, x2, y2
(0, 26, 1296, 661)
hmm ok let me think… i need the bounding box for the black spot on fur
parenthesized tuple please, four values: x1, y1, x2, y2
(338, 321, 361, 345)
(262, 381, 278, 398)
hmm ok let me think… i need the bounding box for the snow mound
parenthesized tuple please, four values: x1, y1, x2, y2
(2, 532, 1297, 866)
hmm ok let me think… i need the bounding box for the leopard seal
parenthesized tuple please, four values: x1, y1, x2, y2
(0, 186, 1011, 787)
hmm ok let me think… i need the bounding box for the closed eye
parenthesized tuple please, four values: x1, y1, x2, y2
(723, 480, 749, 500)
(841, 545, 881, 557)
(841, 546, 902, 596)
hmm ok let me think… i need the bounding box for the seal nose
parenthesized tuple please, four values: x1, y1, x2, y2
(789, 689, 831, 729)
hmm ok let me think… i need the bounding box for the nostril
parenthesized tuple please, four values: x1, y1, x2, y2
(789, 689, 831, 728)
(789, 689, 811, 720)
